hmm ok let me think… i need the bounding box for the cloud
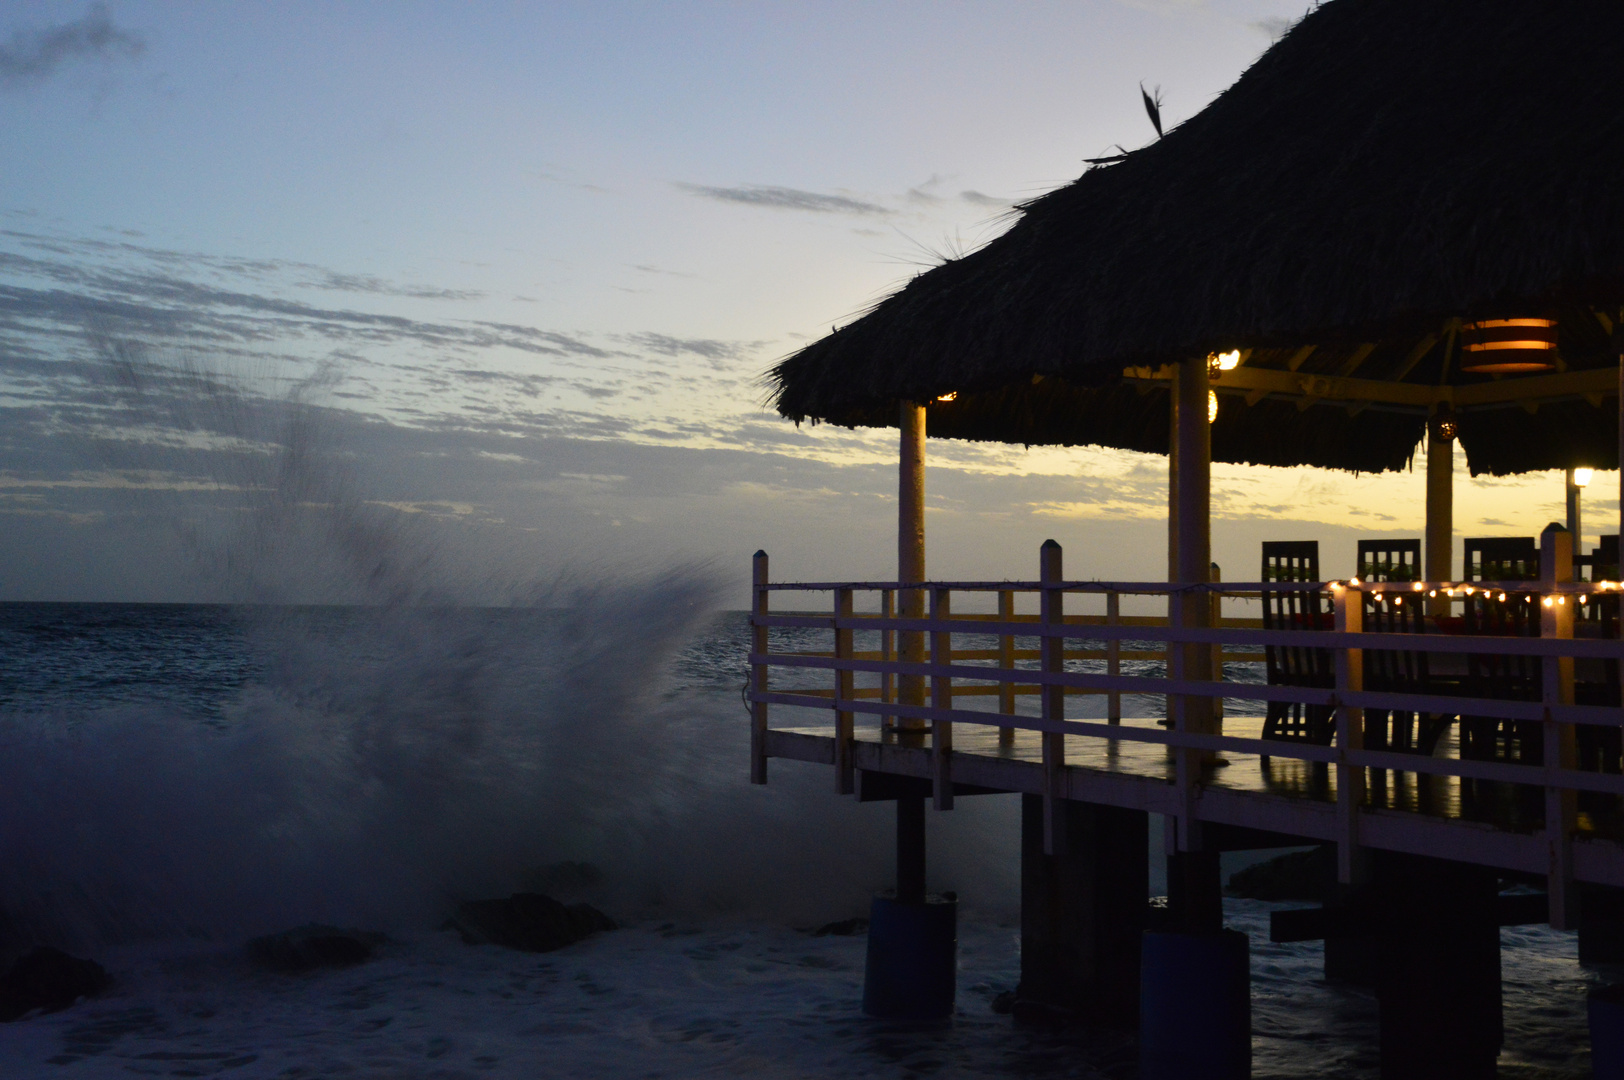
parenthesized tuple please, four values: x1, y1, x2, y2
(675, 183, 889, 216)
(1250, 16, 1296, 43)
(617, 332, 764, 366)
(960, 190, 1010, 208)
(0, 3, 144, 87)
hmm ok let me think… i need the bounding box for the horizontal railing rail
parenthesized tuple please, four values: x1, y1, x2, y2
(747, 537, 1624, 918)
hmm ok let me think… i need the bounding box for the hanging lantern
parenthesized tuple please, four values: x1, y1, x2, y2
(1429, 404, 1458, 442)
(1458, 317, 1558, 374)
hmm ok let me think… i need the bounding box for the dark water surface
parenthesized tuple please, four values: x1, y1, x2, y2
(0, 602, 1604, 1078)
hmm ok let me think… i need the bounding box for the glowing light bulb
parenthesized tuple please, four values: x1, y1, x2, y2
(1543, 596, 1554, 608)
(1574, 467, 1594, 487)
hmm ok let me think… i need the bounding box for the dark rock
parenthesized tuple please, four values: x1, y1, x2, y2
(246, 925, 386, 973)
(0, 947, 109, 1021)
(812, 917, 868, 937)
(446, 893, 616, 952)
(1226, 845, 1335, 902)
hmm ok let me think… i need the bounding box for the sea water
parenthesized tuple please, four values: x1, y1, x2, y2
(0, 601, 1601, 1078)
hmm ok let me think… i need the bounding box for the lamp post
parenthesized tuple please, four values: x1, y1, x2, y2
(1568, 467, 1592, 554)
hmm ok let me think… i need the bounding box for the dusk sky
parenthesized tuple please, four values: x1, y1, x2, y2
(1, 0, 1609, 604)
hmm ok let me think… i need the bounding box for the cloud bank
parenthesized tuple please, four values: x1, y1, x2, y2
(0, 3, 144, 87)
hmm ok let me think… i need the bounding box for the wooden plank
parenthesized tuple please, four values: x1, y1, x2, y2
(931, 586, 954, 810)
(998, 590, 1016, 746)
(1040, 541, 1065, 854)
(833, 587, 855, 796)
(750, 551, 770, 785)
(1107, 591, 1122, 724)
(1332, 583, 1366, 884)
(1542, 526, 1578, 928)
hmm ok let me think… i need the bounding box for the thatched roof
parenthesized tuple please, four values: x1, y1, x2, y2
(769, 0, 1624, 476)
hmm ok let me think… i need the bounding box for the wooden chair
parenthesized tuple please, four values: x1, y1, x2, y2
(1459, 538, 1541, 765)
(1260, 541, 1334, 744)
(1577, 536, 1621, 781)
(1358, 540, 1451, 755)
(1356, 538, 1421, 584)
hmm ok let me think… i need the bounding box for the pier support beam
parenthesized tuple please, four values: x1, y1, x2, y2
(1018, 795, 1148, 1024)
(1426, 426, 1454, 617)
(1374, 851, 1502, 1080)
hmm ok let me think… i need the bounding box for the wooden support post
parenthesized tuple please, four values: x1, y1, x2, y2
(880, 589, 894, 741)
(930, 586, 954, 811)
(1426, 427, 1454, 618)
(1020, 796, 1149, 1023)
(898, 402, 927, 743)
(1541, 522, 1577, 928)
(1333, 581, 1366, 885)
(998, 590, 1016, 746)
(1040, 540, 1065, 855)
(1170, 358, 1212, 853)
(1106, 591, 1122, 725)
(1374, 851, 1502, 1080)
(897, 788, 927, 905)
(1566, 468, 1584, 550)
(834, 587, 855, 796)
(750, 550, 770, 785)
(1210, 562, 1224, 726)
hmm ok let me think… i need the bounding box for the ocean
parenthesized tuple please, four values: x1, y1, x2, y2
(0, 600, 1601, 1078)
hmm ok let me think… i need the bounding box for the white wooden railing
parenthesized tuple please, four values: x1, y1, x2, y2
(746, 534, 1624, 925)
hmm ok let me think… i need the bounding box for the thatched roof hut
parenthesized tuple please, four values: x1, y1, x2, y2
(769, 0, 1624, 477)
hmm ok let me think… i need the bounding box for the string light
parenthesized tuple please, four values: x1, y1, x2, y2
(1580, 594, 1589, 604)
(1393, 595, 1403, 605)
(1428, 589, 1438, 598)
(1349, 576, 1361, 586)
(1543, 596, 1555, 608)
(1498, 592, 1507, 602)
(1411, 581, 1424, 591)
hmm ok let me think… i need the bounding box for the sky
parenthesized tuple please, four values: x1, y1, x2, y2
(0, 0, 1612, 605)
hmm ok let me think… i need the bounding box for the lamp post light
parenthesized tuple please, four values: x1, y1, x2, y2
(1568, 466, 1592, 550)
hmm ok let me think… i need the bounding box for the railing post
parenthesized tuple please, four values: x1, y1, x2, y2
(1541, 522, 1577, 929)
(1040, 540, 1065, 854)
(999, 589, 1017, 745)
(751, 550, 770, 785)
(931, 586, 954, 810)
(1332, 581, 1365, 884)
(1106, 590, 1122, 725)
(1210, 562, 1224, 725)
(880, 589, 895, 741)
(834, 586, 855, 796)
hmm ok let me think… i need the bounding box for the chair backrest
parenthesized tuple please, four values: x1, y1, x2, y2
(1356, 539, 1422, 583)
(1463, 537, 1538, 582)
(1260, 541, 1331, 686)
(1362, 582, 1428, 690)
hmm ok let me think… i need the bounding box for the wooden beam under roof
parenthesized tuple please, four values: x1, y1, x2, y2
(1120, 363, 1618, 411)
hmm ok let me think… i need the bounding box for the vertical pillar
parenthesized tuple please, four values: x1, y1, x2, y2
(1019, 796, 1149, 1024)
(1332, 582, 1366, 885)
(1567, 468, 1584, 549)
(1541, 522, 1577, 928)
(750, 550, 770, 784)
(833, 587, 855, 795)
(1168, 382, 1181, 582)
(1039, 540, 1066, 855)
(1374, 851, 1502, 1080)
(894, 402, 928, 909)
(1170, 359, 1214, 856)
(898, 401, 927, 734)
(1426, 427, 1454, 618)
